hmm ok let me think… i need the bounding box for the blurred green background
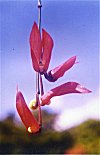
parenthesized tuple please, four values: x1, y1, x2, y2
(0, 110, 100, 154)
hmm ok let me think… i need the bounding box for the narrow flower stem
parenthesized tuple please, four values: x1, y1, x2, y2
(35, 69, 39, 104)
(38, 99, 42, 127)
(38, 0, 44, 98)
(40, 74, 44, 96)
(35, 0, 42, 127)
(36, 73, 40, 101)
(36, 0, 42, 103)
(38, 0, 42, 31)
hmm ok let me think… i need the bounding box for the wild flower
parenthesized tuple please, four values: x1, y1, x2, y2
(16, 22, 91, 133)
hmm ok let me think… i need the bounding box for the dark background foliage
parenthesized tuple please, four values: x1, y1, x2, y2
(0, 111, 100, 154)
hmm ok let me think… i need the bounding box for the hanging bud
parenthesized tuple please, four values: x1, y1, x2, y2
(44, 56, 76, 82)
(16, 91, 40, 133)
(41, 82, 92, 106)
(29, 99, 38, 110)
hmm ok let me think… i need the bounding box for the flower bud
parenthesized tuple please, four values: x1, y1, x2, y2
(29, 99, 38, 110)
(16, 91, 40, 133)
(41, 91, 53, 106)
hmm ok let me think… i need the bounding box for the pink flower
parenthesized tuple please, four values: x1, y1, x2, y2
(30, 22, 76, 82)
(44, 56, 76, 82)
(30, 22, 53, 73)
(16, 91, 41, 133)
(41, 82, 92, 106)
(16, 21, 92, 133)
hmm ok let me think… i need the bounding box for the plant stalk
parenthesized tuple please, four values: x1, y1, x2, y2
(36, 0, 42, 127)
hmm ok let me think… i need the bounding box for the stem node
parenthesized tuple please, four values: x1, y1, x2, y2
(38, 0, 42, 8)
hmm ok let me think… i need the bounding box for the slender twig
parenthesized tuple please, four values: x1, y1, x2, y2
(40, 74, 44, 96)
(38, 0, 44, 97)
(36, 0, 42, 104)
(36, 0, 42, 127)
(38, 0, 42, 31)
(38, 100, 42, 127)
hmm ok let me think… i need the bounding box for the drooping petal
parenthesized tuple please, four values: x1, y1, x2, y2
(16, 91, 40, 133)
(41, 29, 54, 72)
(44, 56, 76, 82)
(30, 48, 40, 72)
(41, 82, 92, 105)
(30, 22, 42, 72)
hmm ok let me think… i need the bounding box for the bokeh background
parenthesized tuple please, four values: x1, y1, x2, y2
(0, 0, 100, 154)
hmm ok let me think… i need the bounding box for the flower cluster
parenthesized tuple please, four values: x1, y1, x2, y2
(16, 22, 91, 134)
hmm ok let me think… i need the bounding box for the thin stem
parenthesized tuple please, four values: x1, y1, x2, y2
(40, 74, 44, 96)
(36, 0, 42, 127)
(36, 0, 42, 103)
(36, 72, 40, 106)
(38, 0, 42, 31)
(36, 73, 40, 94)
(38, 100, 42, 127)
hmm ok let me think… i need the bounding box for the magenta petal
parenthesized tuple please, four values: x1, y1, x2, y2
(50, 56, 76, 80)
(75, 84, 92, 93)
(50, 82, 92, 96)
(30, 48, 40, 72)
(42, 29, 54, 72)
(41, 82, 91, 105)
(30, 22, 42, 72)
(16, 91, 40, 133)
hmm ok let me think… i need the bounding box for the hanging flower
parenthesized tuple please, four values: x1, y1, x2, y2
(16, 21, 92, 134)
(16, 91, 41, 133)
(30, 22, 54, 73)
(29, 22, 91, 105)
(44, 56, 77, 82)
(41, 82, 91, 106)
